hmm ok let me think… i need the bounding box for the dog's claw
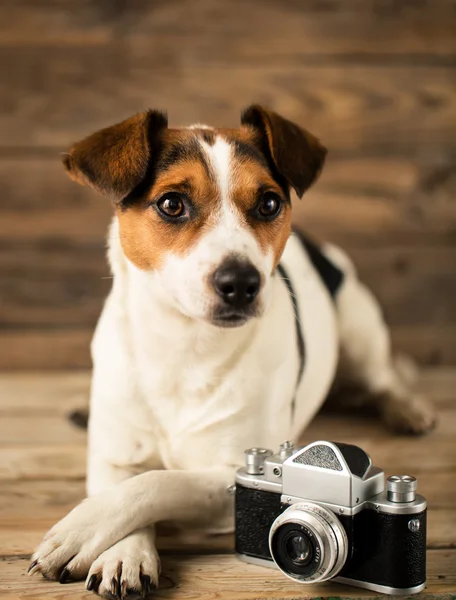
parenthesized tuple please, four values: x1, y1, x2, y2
(27, 560, 39, 575)
(111, 575, 121, 599)
(140, 574, 154, 597)
(59, 567, 71, 584)
(87, 573, 99, 591)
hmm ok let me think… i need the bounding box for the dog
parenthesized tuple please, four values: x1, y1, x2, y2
(29, 105, 437, 598)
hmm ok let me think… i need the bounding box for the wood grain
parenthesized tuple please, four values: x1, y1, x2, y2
(0, 446, 86, 481)
(0, 0, 113, 47)
(0, 550, 454, 599)
(0, 330, 93, 370)
(126, 0, 456, 61)
(414, 367, 456, 404)
(2, 0, 456, 59)
(391, 326, 456, 366)
(2, 55, 455, 155)
(0, 242, 110, 328)
(296, 156, 456, 246)
(0, 416, 86, 445)
(0, 372, 90, 415)
(349, 246, 456, 328)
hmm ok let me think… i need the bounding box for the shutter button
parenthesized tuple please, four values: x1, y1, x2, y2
(244, 448, 273, 475)
(387, 475, 417, 503)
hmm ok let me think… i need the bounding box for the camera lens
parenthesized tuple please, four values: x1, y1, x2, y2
(270, 522, 321, 579)
(285, 533, 313, 566)
(269, 502, 348, 583)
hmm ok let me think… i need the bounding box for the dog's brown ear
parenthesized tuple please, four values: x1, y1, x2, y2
(62, 110, 168, 202)
(241, 104, 327, 198)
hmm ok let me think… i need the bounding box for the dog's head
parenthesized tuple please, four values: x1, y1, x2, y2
(63, 105, 326, 327)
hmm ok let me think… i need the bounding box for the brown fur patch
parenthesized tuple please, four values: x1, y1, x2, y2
(228, 149, 291, 270)
(63, 110, 167, 201)
(117, 158, 220, 271)
(241, 104, 327, 198)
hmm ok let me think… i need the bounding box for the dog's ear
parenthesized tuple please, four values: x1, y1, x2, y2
(62, 110, 168, 202)
(241, 104, 327, 198)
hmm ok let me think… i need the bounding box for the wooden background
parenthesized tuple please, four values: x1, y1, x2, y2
(1, 0, 456, 370)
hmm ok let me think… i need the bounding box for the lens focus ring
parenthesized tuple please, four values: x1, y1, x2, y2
(269, 502, 348, 583)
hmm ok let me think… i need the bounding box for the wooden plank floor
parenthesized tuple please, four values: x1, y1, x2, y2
(0, 369, 455, 598)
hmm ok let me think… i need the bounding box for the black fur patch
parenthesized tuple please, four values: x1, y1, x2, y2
(293, 228, 344, 299)
(68, 409, 89, 429)
(199, 129, 216, 145)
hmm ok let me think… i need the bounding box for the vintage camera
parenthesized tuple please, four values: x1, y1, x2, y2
(235, 440, 426, 595)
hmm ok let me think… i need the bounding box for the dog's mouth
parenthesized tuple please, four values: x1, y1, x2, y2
(211, 309, 256, 328)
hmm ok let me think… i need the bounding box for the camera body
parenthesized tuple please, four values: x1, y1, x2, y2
(235, 441, 426, 595)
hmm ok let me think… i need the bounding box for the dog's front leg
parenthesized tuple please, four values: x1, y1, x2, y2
(85, 459, 161, 597)
(30, 466, 234, 588)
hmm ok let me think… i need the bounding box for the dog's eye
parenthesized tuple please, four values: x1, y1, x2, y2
(257, 193, 282, 219)
(157, 194, 185, 218)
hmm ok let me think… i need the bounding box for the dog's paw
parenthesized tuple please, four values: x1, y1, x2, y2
(381, 393, 438, 436)
(85, 530, 160, 599)
(28, 496, 113, 582)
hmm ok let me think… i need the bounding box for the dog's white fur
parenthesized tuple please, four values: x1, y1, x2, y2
(31, 131, 436, 596)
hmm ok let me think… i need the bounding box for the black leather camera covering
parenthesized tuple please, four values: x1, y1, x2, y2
(235, 484, 282, 560)
(339, 509, 426, 588)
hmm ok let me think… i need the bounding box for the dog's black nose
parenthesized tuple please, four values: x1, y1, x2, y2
(212, 260, 261, 308)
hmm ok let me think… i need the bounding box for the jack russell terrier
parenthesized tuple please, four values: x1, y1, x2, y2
(29, 105, 437, 598)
